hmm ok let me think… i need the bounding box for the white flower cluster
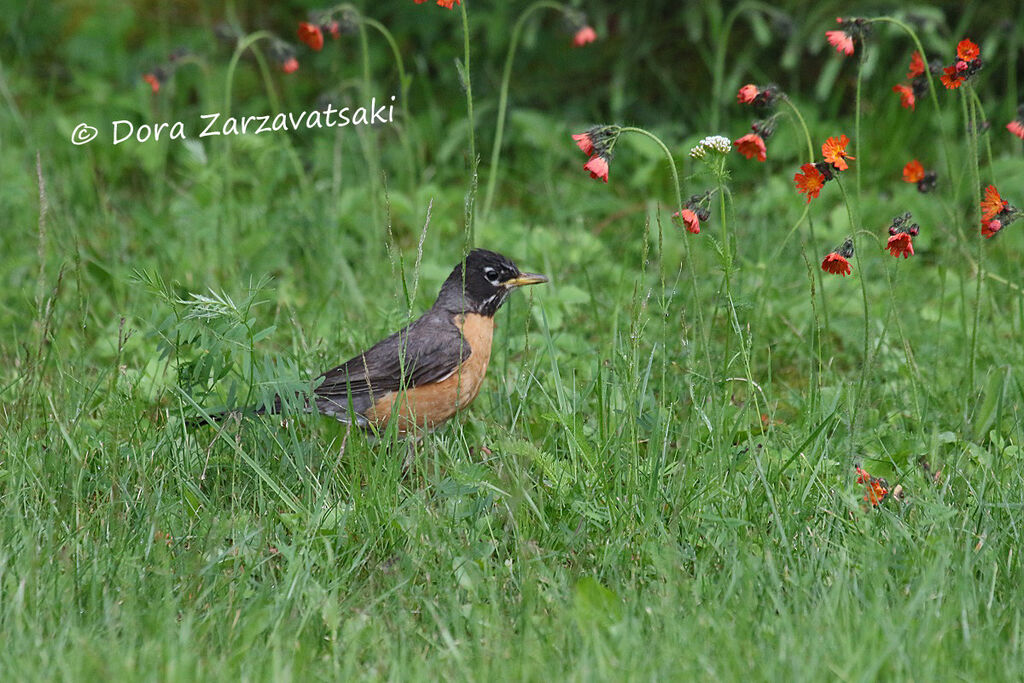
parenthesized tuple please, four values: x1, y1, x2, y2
(689, 135, 732, 159)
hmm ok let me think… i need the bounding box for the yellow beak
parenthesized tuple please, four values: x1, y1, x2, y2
(503, 272, 549, 288)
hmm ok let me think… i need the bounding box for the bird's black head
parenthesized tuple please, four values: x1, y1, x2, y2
(435, 248, 548, 316)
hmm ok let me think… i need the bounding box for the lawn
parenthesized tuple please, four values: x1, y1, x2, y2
(3, 1, 1024, 680)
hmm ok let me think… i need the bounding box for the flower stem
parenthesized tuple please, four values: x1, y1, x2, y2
(780, 95, 830, 332)
(357, 20, 382, 230)
(617, 126, 683, 209)
(459, 1, 477, 245)
(781, 95, 815, 164)
(855, 47, 864, 207)
(481, 0, 566, 221)
(964, 88, 984, 417)
(967, 88, 996, 182)
(361, 15, 417, 181)
(361, 18, 410, 121)
(836, 178, 868, 458)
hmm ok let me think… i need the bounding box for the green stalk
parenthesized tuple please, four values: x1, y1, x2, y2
(357, 20, 382, 230)
(617, 127, 682, 209)
(459, 1, 477, 245)
(780, 94, 830, 332)
(855, 47, 864, 206)
(964, 88, 984, 418)
(360, 18, 409, 115)
(781, 95, 815, 164)
(361, 16, 417, 181)
(967, 88, 995, 182)
(482, 0, 566, 221)
(836, 179, 868, 458)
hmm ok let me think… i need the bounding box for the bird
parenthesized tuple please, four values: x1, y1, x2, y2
(197, 249, 547, 436)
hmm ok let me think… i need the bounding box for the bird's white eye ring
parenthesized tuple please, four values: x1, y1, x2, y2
(483, 266, 500, 284)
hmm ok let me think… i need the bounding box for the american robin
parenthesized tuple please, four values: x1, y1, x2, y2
(200, 249, 547, 435)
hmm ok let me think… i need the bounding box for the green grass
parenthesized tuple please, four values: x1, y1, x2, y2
(3, 2, 1024, 680)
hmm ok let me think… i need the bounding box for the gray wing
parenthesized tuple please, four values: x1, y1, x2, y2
(312, 311, 467, 422)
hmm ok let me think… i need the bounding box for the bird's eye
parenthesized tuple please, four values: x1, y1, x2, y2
(483, 266, 501, 284)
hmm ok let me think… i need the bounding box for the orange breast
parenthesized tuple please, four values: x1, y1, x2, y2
(365, 313, 494, 435)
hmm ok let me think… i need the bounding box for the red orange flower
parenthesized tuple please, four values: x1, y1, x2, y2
(957, 38, 980, 62)
(940, 65, 963, 89)
(143, 73, 161, 93)
(902, 160, 925, 183)
(737, 84, 759, 104)
(280, 57, 299, 74)
(822, 239, 854, 276)
(886, 232, 914, 258)
(893, 84, 915, 110)
(573, 25, 597, 47)
(1008, 105, 1024, 140)
(733, 133, 767, 161)
(584, 155, 609, 183)
(298, 22, 324, 51)
(855, 466, 889, 506)
(826, 30, 854, 56)
(982, 219, 1002, 239)
(907, 51, 925, 79)
(822, 134, 854, 171)
(821, 252, 851, 276)
(416, 0, 461, 6)
(674, 208, 701, 235)
(794, 163, 825, 202)
(572, 132, 595, 156)
(981, 185, 1008, 221)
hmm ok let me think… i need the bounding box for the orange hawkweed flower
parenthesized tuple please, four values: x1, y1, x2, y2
(821, 252, 851, 276)
(1007, 107, 1024, 140)
(794, 163, 825, 202)
(142, 73, 161, 93)
(572, 132, 595, 156)
(822, 134, 854, 171)
(866, 480, 887, 505)
(584, 154, 609, 183)
(573, 25, 597, 47)
(737, 84, 759, 104)
(855, 466, 889, 506)
(982, 219, 1003, 239)
(893, 84, 915, 110)
(822, 238, 855, 276)
(826, 30, 854, 56)
(674, 208, 701, 235)
(280, 57, 299, 74)
(886, 232, 914, 258)
(907, 51, 925, 79)
(297, 22, 324, 51)
(902, 160, 925, 183)
(957, 38, 980, 62)
(981, 185, 1008, 221)
(733, 133, 767, 162)
(941, 65, 964, 89)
